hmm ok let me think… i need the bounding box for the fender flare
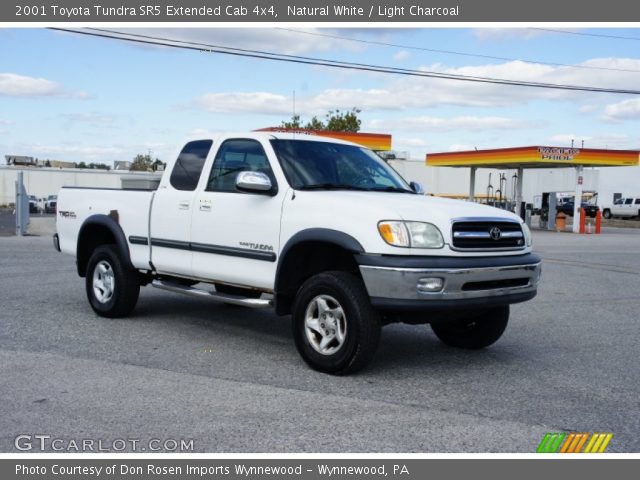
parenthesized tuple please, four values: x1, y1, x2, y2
(274, 228, 364, 313)
(76, 214, 134, 276)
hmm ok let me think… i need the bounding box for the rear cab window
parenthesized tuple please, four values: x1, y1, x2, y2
(169, 140, 213, 191)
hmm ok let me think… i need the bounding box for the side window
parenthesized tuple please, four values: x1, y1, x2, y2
(169, 140, 213, 191)
(635, 199, 640, 205)
(206, 139, 275, 192)
(624, 198, 633, 205)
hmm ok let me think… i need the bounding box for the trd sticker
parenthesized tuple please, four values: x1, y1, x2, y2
(58, 211, 76, 219)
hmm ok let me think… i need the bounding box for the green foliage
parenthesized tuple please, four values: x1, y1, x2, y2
(279, 108, 362, 132)
(130, 154, 153, 171)
(325, 108, 362, 132)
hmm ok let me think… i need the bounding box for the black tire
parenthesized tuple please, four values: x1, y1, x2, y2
(292, 271, 381, 375)
(603, 209, 612, 219)
(85, 244, 140, 318)
(215, 283, 262, 299)
(431, 305, 509, 349)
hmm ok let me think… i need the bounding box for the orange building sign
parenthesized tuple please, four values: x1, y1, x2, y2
(255, 128, 392, 151)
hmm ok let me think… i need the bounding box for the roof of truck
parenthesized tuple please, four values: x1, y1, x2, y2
(183, 131, 364, 147)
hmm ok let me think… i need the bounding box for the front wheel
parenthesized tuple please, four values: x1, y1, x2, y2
(430, 305, 509, 349)
(602, 209, 612, 219)
(292, 271, 381, 375)
(86, 245, 140, 318)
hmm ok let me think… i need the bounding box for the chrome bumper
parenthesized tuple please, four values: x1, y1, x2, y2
(359, 261, 541, 302)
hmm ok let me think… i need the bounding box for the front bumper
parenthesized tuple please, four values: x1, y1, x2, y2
(357, 252, 541, 311)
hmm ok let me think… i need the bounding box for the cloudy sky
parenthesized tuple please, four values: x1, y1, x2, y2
(1, 27, 640, 164)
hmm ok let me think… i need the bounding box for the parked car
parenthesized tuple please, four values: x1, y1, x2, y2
(28, 195, 39, 214)
(601, 197, 640, 219)
(54, 133, 540, 374)
(45, 195, 57, 214)
(556, 197, 599, 218)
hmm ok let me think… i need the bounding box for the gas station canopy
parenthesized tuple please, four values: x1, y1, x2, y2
(425, 146, 640, 233)
(426, 146, 640, 169)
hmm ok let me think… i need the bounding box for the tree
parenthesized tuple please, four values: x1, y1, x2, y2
(305, 116, 325, 130)
(325, 108, 361, 132)
(76, 161, 88, 169)
(280, 114, 302, 129)
(279, 108, 362, 132)
(89, 162, 111, 171)
(130, 154, 153, 172)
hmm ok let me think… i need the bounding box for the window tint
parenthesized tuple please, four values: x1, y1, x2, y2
(206, 139, 275, 192)
(624, 198, 633, 205)
(635, 199, 640, 205)
(169, 140, 213, 191)
(270, 139, 410, 191)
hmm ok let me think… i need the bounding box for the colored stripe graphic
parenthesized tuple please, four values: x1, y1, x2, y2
(537, 432, 613, 453)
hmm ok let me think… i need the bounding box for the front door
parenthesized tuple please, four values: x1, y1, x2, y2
(190, 138, 285, 290)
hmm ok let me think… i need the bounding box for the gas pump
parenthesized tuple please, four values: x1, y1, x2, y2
(539, 192, 558, 230)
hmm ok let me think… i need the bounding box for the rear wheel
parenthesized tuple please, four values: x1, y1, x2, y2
(86, 245, 140, 318)
(292, 271, 380, 375)
(431, 305, 509, 349)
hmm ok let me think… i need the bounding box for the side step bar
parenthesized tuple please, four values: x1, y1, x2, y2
(151, 279, 273, 309)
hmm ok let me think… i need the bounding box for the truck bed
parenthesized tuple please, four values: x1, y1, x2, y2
(56, 187, 155, 271)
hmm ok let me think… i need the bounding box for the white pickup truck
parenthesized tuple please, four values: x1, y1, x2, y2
(54, 132, 541, 374)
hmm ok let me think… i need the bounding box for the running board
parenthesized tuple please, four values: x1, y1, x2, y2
(151, 279, 272, 309)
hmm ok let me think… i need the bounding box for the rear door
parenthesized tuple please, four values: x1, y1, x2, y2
(190, 138, 286, 290)
(149, 140, 213, 277)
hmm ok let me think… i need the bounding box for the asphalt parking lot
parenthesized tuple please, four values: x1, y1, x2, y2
(1, 227, 639, 452)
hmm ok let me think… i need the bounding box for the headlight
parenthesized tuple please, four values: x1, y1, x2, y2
(522, 222, 533, 247)
(378, 221, 444, 249)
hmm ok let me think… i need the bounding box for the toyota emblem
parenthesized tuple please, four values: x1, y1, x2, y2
(489, 226, 502, 240)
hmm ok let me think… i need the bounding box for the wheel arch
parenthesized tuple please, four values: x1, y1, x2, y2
(274, 229, 365, 315)
(76, 214, 133, 277)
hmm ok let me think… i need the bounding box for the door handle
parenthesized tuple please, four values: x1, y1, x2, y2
(178, 201, 190, 210)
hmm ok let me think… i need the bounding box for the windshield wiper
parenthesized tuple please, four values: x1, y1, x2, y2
(297, 183, 370, 191)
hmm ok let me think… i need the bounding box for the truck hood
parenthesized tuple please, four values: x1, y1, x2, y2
(373, 192, 522, 224)
(283, 190, 525, 256)
(298, 191, 522, 224)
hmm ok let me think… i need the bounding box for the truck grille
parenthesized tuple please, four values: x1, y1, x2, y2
(452, 220, 524, 250)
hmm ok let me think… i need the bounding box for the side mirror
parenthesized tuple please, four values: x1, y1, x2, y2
(409, 181, 424, 194)
(236, 171, 275, 195)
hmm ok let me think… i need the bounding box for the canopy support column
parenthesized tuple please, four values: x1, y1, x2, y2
(468, 166, 476, 202)
(573, 165, 584, 233)
(516, 167, 524, 218)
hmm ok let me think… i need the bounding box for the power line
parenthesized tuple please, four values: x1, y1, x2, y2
(531, 28, 640, 41)
(277, 27, 640, 74)
(50, 28, 640, 95)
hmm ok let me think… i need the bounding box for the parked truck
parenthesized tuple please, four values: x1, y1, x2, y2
(54, 133, 541, 374)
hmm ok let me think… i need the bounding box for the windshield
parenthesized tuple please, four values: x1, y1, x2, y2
(270, 139, 412, 192)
